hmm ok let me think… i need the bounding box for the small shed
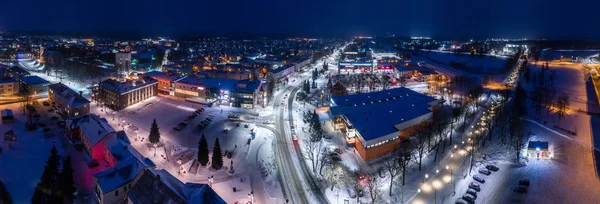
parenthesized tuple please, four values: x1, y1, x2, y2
(527, 141, 550, 158)
(1, 109, 14, 124)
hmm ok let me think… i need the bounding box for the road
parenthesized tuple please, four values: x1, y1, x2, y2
(409, 53, 526, 204)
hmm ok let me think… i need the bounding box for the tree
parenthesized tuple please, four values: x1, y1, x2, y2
(301, 137, 323, 173)
(19, 89, 36, 130)
(148, 119, 161, 145)
(198, 134, 209, 166)
(556, 93, 570, 120)
(267, 79, 275, 104)
(383, 156, 400, 196)
(366, 174, 381, 203)
(413, 132, 427, 171)
(0, 180, 12, 204)
(309, 110, 324, 141)
(59, 156, 76, 203)
(32, 144, 62, 204)
(211, 138, 223, 170)
(317, 146, 330, 176)
(397, 147, 412, 186)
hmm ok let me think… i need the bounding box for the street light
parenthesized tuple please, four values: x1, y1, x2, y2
(153, 143, 158, 157)
(423, 173, 429, 183)
(177, 159, 182, 175)
(435, 169, 439, 174)
(248, 191, 254, 204)
(208, 176, 214, 187)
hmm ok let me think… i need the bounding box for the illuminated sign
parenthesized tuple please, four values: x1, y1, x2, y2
(197, 87, 205, 90)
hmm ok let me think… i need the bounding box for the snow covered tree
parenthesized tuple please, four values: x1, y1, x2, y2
(413, 132, 427, 171)
(0, 180, 12, 204)
(198, 134, 209, 166)
(59, 156, 76, 203)
(397, 147, 412, 186)
(309, 110, 324, 141)
(32, 144, 62, 204)
(148, 119, 161, 145)
(211, 138, 223, 170)
(301, 137, 322, 173)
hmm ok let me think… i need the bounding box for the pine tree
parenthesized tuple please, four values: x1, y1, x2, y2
(211, 138, 223, 170)
(59, 156, 76, 203)
(0, 180, 12, 204)
(198, 134, 209, 166)
(32, 145, 62, 204)
(148, 119, 161, 145)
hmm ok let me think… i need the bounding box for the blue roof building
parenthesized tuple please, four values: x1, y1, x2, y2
(329, 87, 440, 160)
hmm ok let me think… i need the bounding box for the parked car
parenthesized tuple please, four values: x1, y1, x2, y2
(466, 189, 478, 199)
(478, 169, 491, 175)
(174, 122, 187, 131)
(228, 114, 238, 119)
(462, 194, 476, 203)
(469, 182, 481, 191)
(486, 165, 500, 171)
(244, 124, 249, 128)
(473, 175, 485, 183)
(519, 179, 530, 187)
(236, 123, 241, 127)
(223, 129, 229, 134)
(43, 101, 50, 106)
(357, 189, 364, 197)
(514, 186, 528, 193)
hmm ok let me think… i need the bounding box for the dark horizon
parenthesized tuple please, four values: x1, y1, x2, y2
(1, 0, 599, 40)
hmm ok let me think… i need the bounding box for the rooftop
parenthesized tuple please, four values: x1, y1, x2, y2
(0, 77, 17, 84)
(178, 75, 261, 93)
(93, 157, 146, 193)
(127, 169, 226, 204)
(330, 87, 438, 142)
(48, 83, 90, 107)
(20, 75, 50, 86)
(67, 114, 115, 146)
(99, 75, 158, 94)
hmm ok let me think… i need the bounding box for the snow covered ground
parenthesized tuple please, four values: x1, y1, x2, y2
(421, 50, 508, 74)
(89, 96, 284, 204)
(0, 100, 66, 203)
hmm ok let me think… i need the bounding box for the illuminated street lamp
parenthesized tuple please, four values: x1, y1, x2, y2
(435, 169, 439, 174)
(423, 173, 429, 183)
(153, 143, 158, 157)
(177, 159, 182, 175)
(248, 191, 254, 204)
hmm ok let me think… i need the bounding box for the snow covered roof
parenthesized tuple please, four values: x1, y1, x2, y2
(127, 169, 226, 204)
(330, 88, 438, 142)
(0, 77, 17, 84)
(48, 83, 90, 107)
(178, 75, 261, 94)
(93, 157, 146, 193)
(99, 76, 158, 94)
(68, 114, 115, 146)
(20, 75, 50, 86)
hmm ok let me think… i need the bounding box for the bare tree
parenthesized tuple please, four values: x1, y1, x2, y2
(397, 147, 412, 186)
(383, 156, 400, 196)
(413, 132, 427, 171)
(556, 92, 570, 120)
(366, 174, 381, 203)
(301, 137, 323, 174)
(317, 147, 331, 176)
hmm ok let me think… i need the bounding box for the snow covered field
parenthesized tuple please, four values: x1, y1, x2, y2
(422, 51, 508, 74)
(0, 101, 65, 203)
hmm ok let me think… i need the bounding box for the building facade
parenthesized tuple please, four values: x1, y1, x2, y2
(48, 83, 90, 118)
(98, 76, 158, 110)
(0, 77, 19, 97)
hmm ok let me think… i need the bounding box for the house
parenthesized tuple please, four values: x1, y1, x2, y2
(329, 87, 440, 161)
(48, 83, 90, 118)
(93, 131, 156, 204)
(175, 75, 263, 108)
(0, 77, 18, 97)
(329, 81, 349, 97)
(127, 169, 226, 204)
(66, 114, 116, 161)
(20, 76, 50, 95)
(144, 71, 185, 96)
(1, 109, 14, 124)
(527, 141, 550, 158)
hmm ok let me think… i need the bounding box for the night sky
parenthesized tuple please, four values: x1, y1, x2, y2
(2, 0, 599, 39)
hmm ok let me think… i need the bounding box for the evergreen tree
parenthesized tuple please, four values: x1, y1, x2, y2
(312, 69, 318, 81)
(310, 110, 324, 141)
(148, 119, 161, 145)
(211, 138, 223, 170)
(59, 156, 76, 203)
(32, 145, 62, 204)
(198, 134, 209, 166)
(312, 79, 317, 88)
(0, 180, 12, 204)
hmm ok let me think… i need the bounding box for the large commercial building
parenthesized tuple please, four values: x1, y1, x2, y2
(329, 87, 440, 161)
(145, 71, 185, 96)
(48, 83, 90, 118)
(174, 75, 263, 108)
(98, 75, 158, 110)
(20, 75, 50, 95)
